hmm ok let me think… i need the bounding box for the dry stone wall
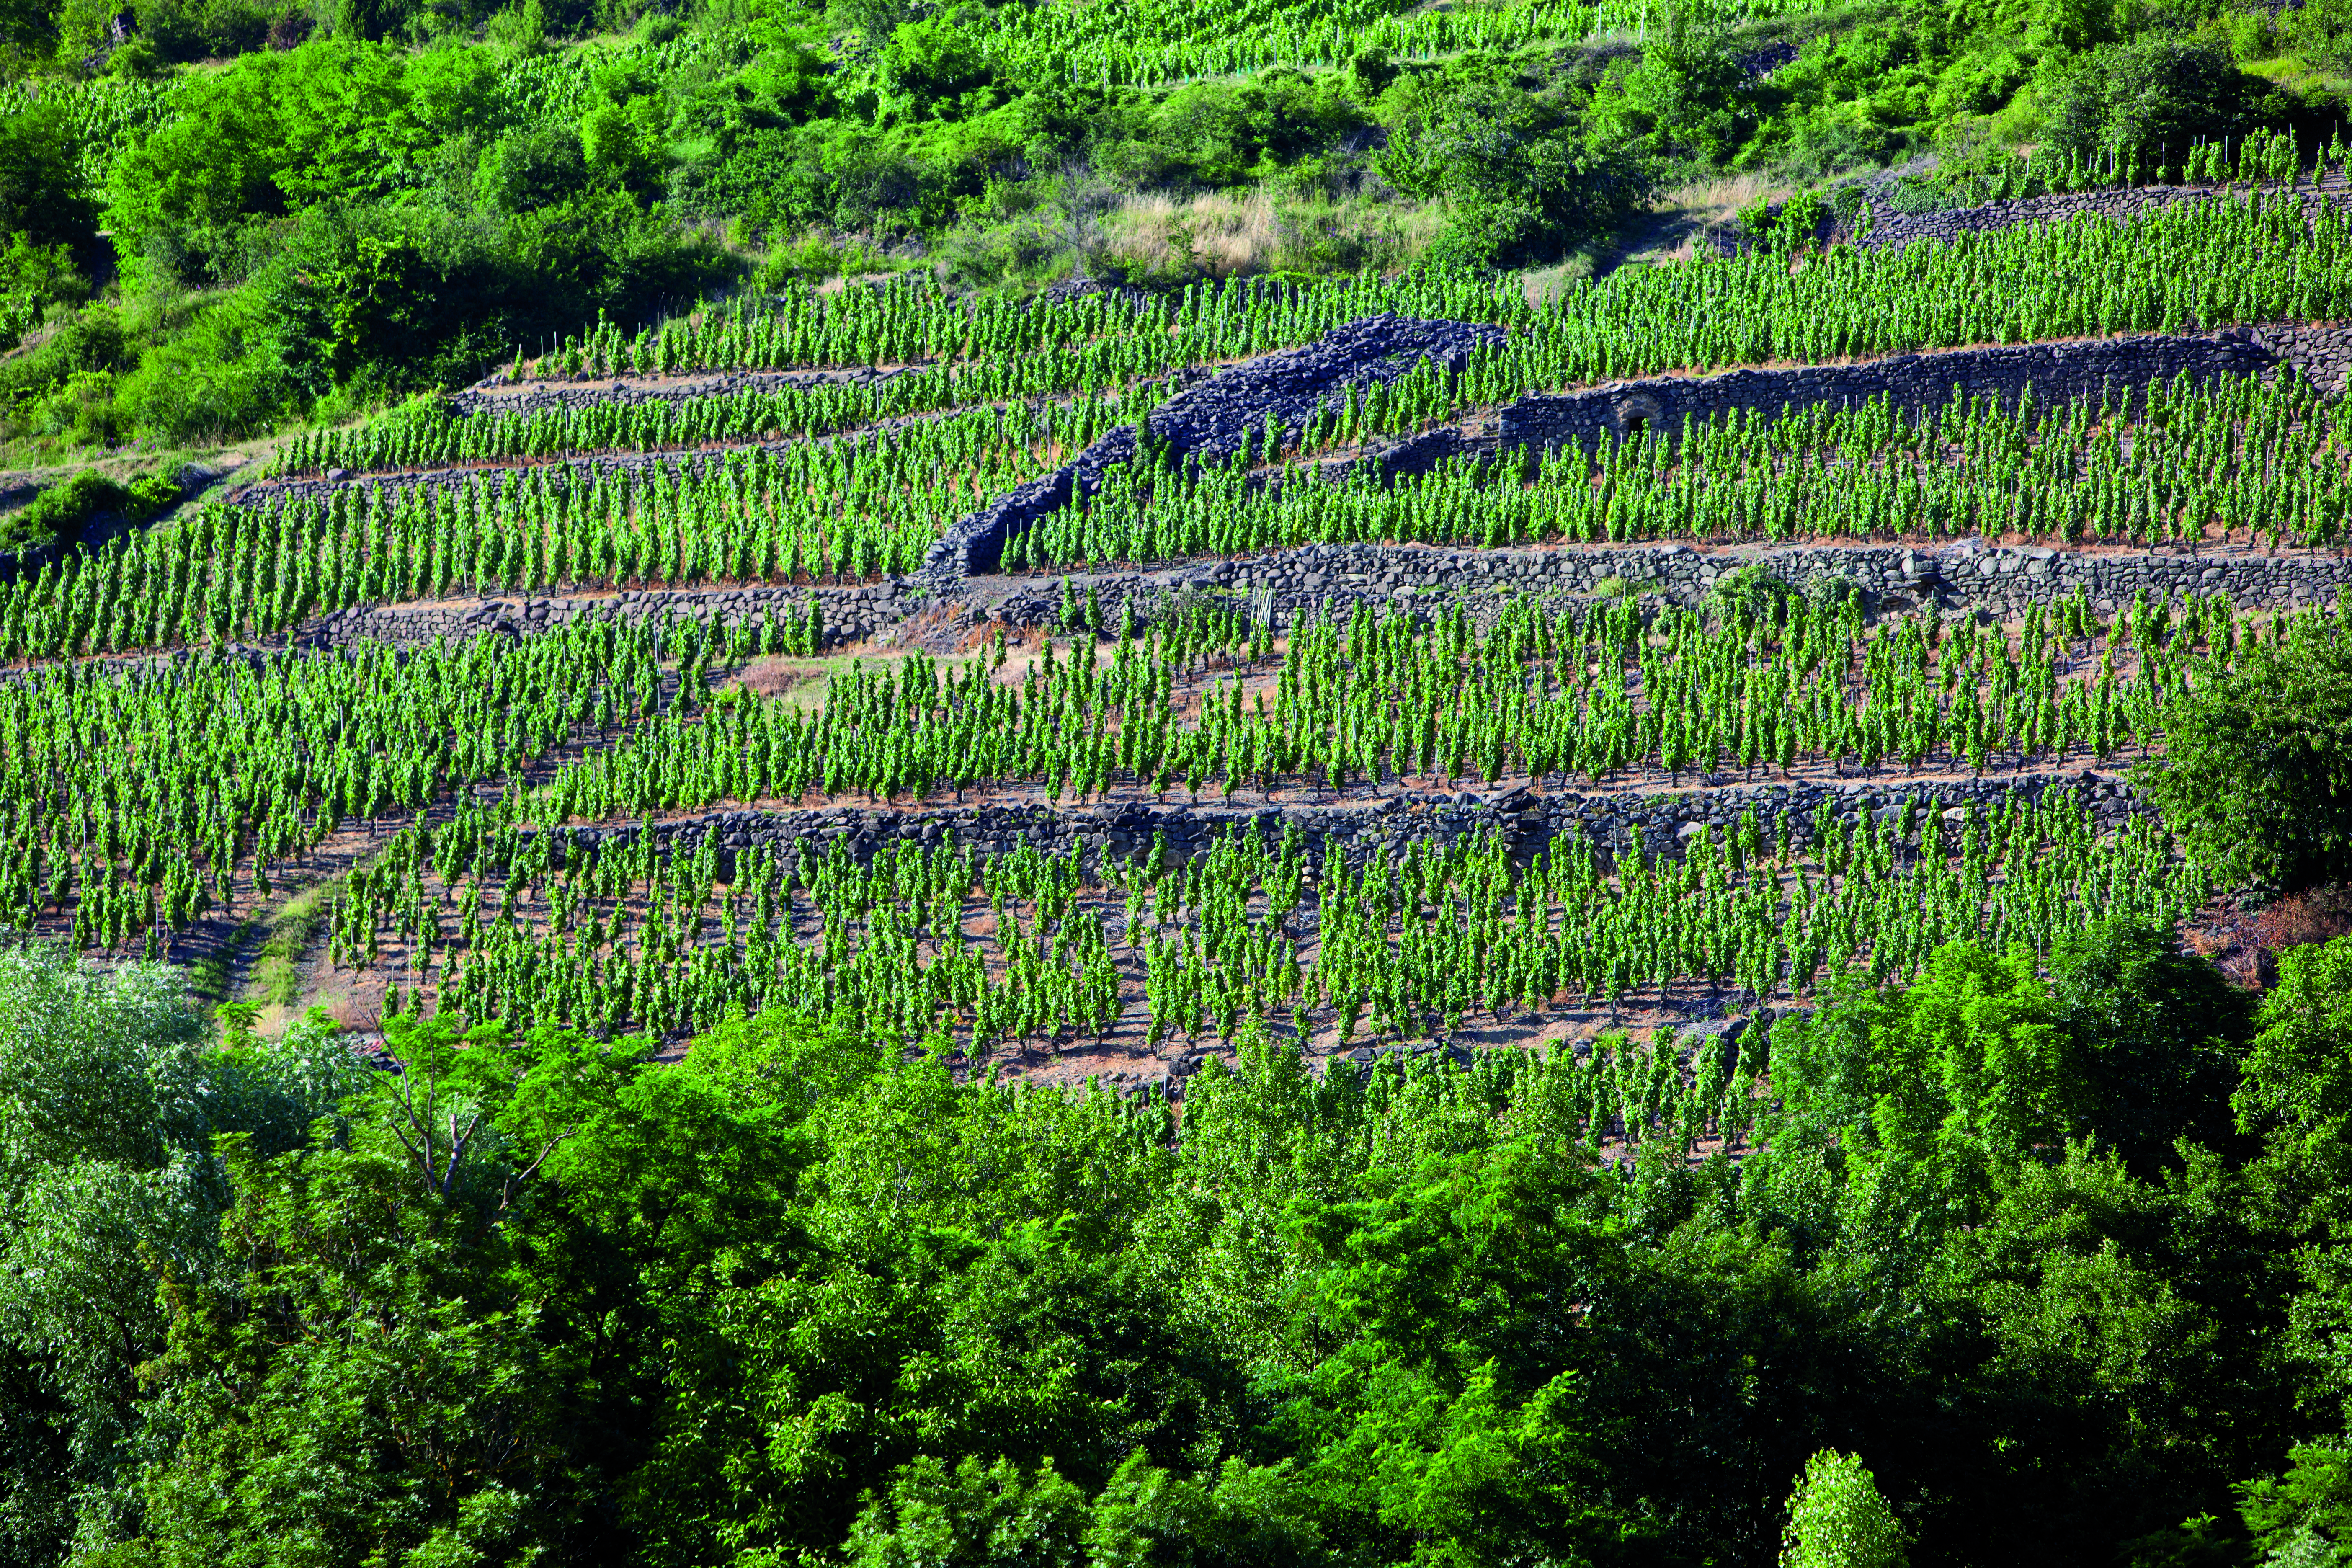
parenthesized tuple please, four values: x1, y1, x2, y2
(984, 536, 2352, 638)
(294, 531, 2352, 654)
(539, 770, 2146, 879)
(1496, 328, 2346, 450)
(306, 578, 910, 650)
(923, 314, 1504, 578)
(446, 364, 916, 419)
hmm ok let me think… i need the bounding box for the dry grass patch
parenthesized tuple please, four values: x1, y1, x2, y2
(723, 645, 1019, 712)
(1611, 173, 1797, 269)
(1097, 188, 1444, 277)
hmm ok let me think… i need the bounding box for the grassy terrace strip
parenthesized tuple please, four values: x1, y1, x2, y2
(335, 789, 2194, 1046)
(1017, 369, 2352, 565)
(0, 615, 743, 952)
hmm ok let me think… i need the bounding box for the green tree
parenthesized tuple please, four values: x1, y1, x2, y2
(2290, 0, 2352, 75)
(0, 96, 97, 250)
(1779, 1450, 1905, 1568)
(2237, 934, 2352, 1185)
(2138, 614, 2352, 893)
(0, 949, 368, 1559)
(1599, 0, 1752, 164)
(2240, 1442, 2352, 1565)
(1083, 1451, 1326, 1568)
(2043, 37, 2267, 165)
(132, 1129, 570, 1568)
(580, 95, 671, 193)
(1283, 1140, 1653, 1565)
(2047, 917, 2255, 1174)
(126, 1014, 644, 1566)
(844, 1455, 1090, 1568)
(1378, 69, 1650, 268)
(1760, 942, 2069, 1247)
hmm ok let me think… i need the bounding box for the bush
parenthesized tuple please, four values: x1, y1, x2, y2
(113, 291, 302, 444)
(1381, 69, 1651, 269)
(1779, 1450, 1905, 1568)
(1804, 573, 1867, 614)
(0, 468, 176, 559)
(2135, 615, 2352, 893)
(0, 234, 89, 350)
(1705, 564, 1795, 627)
(2043, 38, 2269, 164)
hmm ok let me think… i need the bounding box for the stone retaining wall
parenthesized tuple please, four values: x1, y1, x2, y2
(294, 531, 2352, 653)
(446, 364, 914, 419)
(1495, 328, 2352, 450)
(538, 770, 2145, 879)
(1856, 178, 2352, 254)
(922, 314, 1504, 578)
(308, 578, 916, 649)
(985, 537, 2352, 637)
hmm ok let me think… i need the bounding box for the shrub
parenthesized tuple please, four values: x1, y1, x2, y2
(1780, 1450, 1905, 1568)
(1705, 564, 1795, 627)
(2043, 38, 2269, 165)
(1804, 573, 1867, 614)
(0, 469, 152, 558)
(2135, 615, 2352, 893)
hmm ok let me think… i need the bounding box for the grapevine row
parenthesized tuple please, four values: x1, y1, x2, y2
(3, 423, 1028, 660)
(0, 614, 764, 954)
(331, 789, 2198, 1055)
(525, 591, 2242, 822)
(1016, 369, 2352, 565)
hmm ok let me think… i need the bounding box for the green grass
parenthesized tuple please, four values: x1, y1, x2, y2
(247, 879, 337, 1011)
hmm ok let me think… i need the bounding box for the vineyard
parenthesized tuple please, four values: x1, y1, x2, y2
(1, 172, 2346, 1113)
(27, 3, 2352, 1553)
(4, 175, 2347, 1105)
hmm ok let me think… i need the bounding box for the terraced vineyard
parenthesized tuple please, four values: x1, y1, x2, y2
(24, 180, 2352, 1109)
